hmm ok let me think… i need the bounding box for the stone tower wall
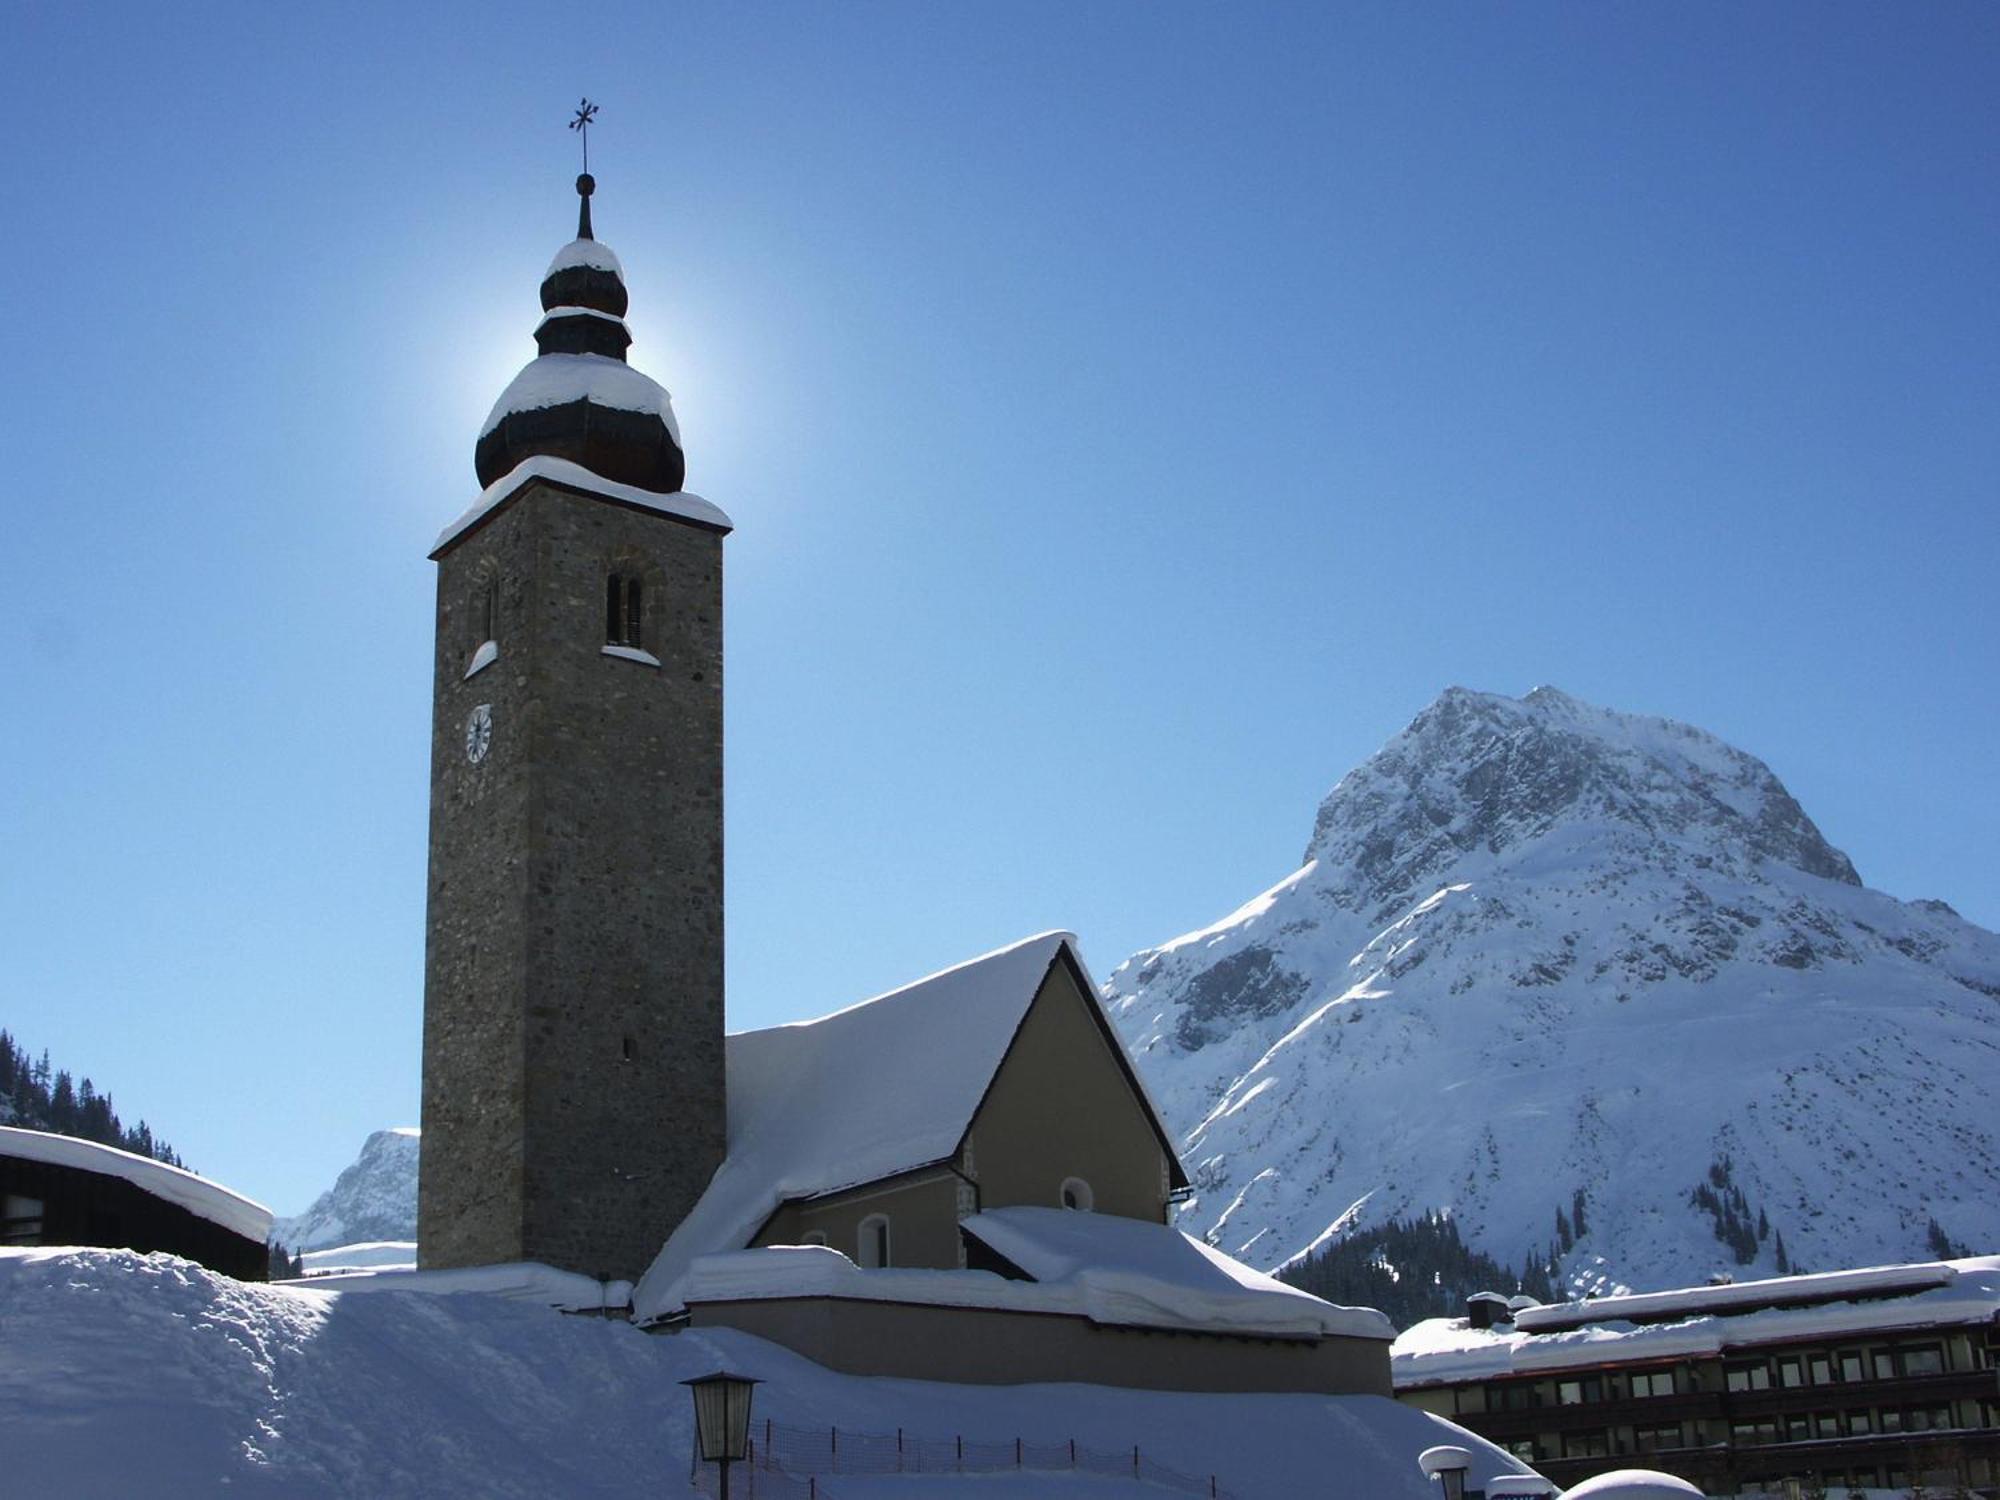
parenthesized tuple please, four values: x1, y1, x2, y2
(419, 478, 726, 1280)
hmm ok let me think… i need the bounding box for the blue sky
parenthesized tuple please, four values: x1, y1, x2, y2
(3, 3, 1995, 1216)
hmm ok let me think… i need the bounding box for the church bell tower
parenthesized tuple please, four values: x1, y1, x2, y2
(418, 169, 729, 1280)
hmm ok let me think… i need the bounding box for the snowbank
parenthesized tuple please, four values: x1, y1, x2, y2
(432, 454, 732, 555)
(0, 1247, 1532, 1499)
(287, 1258, 630, 1312)
(298, 1241, 416, 1275)
(0, 1125, 270, 1241)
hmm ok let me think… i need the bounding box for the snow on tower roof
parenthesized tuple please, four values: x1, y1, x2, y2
(545, 237, 623, 277)
(0, 1126, 272, 1243)
(635, 932, 1187, 1324)
(477, 352, 681, 446)
(1392, 1256, 2000, 1389)
(432, 454, 732, 555)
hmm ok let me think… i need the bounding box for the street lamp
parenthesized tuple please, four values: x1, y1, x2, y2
(681, 1370, 761, 1500)
(1418, 1444, 1473, 1500)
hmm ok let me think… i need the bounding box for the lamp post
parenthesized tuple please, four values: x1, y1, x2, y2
(682, 1370, 761, 1500)
(1417, 1444, 1473, 1500)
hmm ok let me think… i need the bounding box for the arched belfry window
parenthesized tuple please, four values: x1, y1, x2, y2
(606, 573, 643, 648)
(1060, 1177, 1094, 1212)
(857, 1213, 891, 1268)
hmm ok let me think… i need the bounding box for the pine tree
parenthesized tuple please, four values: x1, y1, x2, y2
(48, 1070, 77, 1132)
(1571, 1188, 1588, 1239)
(1774, 1230, 1791, 1275)
(1556, 1207, 1574, 1253)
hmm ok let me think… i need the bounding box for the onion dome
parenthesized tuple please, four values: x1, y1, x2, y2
(474, 174, 686, 493)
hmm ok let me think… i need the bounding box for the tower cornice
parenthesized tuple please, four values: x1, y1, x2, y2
(432, 454, 733, 560)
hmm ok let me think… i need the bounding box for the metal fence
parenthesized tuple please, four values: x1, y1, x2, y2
(687, 1415, 1245, 1498)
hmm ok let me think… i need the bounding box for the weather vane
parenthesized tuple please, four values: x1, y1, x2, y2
(570, 98, 599, 175)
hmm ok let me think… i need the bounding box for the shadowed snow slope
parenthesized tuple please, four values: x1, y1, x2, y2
(1105, 686, 2000, 1293)
(0, 1248, 1523, 1498)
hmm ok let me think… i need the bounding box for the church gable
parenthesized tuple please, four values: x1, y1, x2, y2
(963, 947, 1185, 1225)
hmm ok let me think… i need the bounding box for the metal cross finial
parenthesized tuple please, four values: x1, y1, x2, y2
(570, 98, 599, 174)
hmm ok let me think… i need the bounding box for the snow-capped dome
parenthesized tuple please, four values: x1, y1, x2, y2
(546, 237, 623, 278)
(1561, 1471, 1705, 1498)
(473, 173, 685, 493)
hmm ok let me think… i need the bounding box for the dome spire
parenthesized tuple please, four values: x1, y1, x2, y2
(569, 99, 599, 239)
(471, 112, 686, 495)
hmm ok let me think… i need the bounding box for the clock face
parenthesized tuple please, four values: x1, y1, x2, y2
(464, 703, 493, 764)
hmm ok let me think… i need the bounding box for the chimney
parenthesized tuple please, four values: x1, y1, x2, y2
(1466, 1292, 1515, 1330)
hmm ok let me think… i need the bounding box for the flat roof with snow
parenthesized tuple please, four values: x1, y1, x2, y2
(0, 1126, 272, 1243)
(1393, 1256, 2000, 1388)
(680, 1206, 1392, 1343)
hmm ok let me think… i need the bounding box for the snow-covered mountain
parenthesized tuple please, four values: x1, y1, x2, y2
(274, 1128, 419, 1250)
(1105, 686, 2000, 1294)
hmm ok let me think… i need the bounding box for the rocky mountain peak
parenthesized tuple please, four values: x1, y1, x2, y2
(1107, 687, 1999, 1297)
(1304, 686, 1859, 924)
(274, 1127, 419, 1252)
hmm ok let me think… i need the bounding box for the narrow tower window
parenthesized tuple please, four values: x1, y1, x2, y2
(481, 578, 499, 642)
(1060, 1177, 1094, 1212)
(606, 574, 643, 648)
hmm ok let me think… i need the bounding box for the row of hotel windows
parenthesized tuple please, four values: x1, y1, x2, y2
(1723, 1342, 1956, 1391)
(1506, 1400, 2000, 1466)
(1486, 1341, 1969, 1413)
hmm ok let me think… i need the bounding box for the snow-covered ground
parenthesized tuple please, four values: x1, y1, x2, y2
(1105, 686, 2000, 1291)
(1, 1246, 1524, 1499)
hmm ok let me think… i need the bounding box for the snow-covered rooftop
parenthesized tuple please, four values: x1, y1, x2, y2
(546, 237, 623, 277)
(0, 1126, 272, 1242)
(432, 454, 732, 555)
(286, 1259, 631, 1313)
(961, 1206, 1393, 1339)
(477, 351, 681, 446)
(680, 1240, 1384, 1344)
(637, 933, 1186, 1323)
(1393, 1256, 2000, 1388)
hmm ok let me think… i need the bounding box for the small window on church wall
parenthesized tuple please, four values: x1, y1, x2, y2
(621, 1035, 634, 1063)
(606, 574, 643, 648)
(799, 1230, 828, 1248)
(1060, 1177, 1094, 1212)
(857, 1214, 891, 1268)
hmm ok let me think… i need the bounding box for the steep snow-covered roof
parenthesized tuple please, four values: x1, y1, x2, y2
(432, 454, 732, 555)
(637, 932, 1164, 1323)
(1393, 1256, 2000, 1388)
(478, 351, 681, 446)
(961, 1206, 1393, 1339)
(0, 1126, 272, 1242)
